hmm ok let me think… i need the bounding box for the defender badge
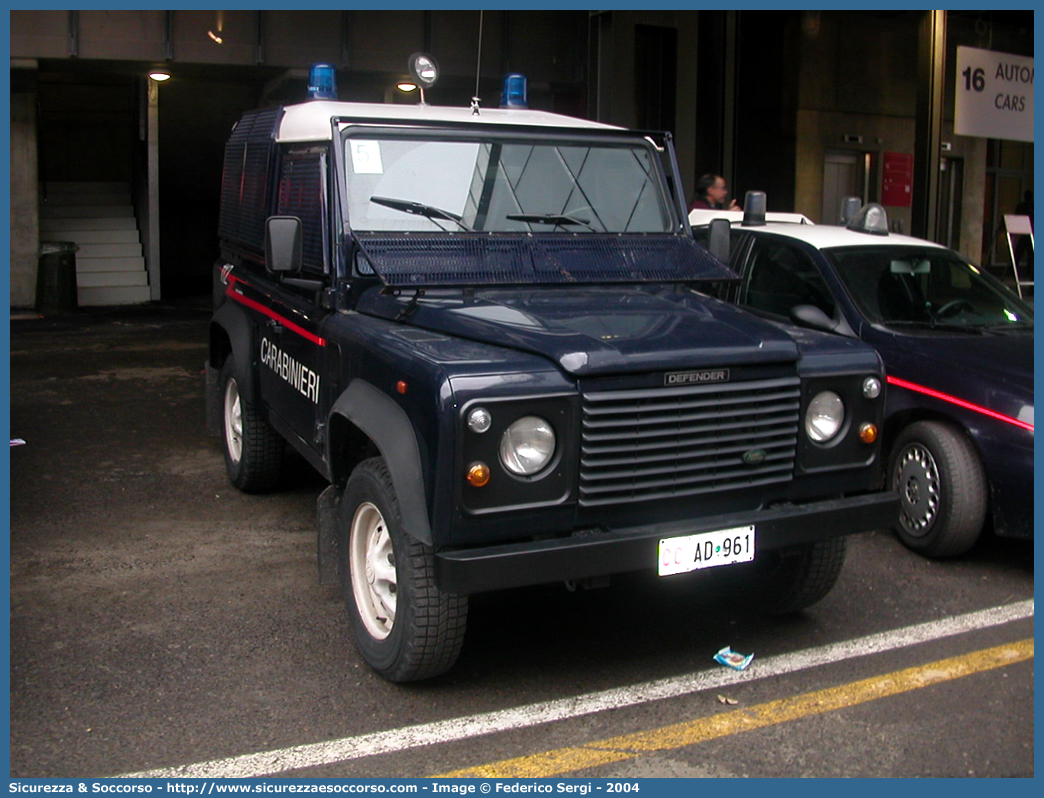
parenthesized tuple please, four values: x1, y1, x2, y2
(664, 369, 730, 386)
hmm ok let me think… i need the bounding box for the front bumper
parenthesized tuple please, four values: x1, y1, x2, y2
(435, 490, 899, 594)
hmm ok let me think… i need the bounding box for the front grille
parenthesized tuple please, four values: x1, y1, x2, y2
(579, 376, 801, 507)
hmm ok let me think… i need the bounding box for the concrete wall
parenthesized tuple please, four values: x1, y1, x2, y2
(793, 109, 918, 226)
(10, 91, 40, 308)
(792, 12, 919, 228)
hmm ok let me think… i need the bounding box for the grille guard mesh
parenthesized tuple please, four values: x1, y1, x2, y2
(354, 233, 737, 287)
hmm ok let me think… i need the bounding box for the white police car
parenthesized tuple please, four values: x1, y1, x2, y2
(692, 196, 1033, 558)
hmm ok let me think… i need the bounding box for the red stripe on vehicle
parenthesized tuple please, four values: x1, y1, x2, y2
(225, 276, 327, 347)
(887, 376, 1033, 432)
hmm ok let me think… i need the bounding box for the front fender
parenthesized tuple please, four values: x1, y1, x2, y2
(211, 301, 257, 402)
(329, 380, 433, 546)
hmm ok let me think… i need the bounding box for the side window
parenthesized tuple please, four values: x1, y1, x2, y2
(739, 239, 834, 319)
(276, 151, 328, 275)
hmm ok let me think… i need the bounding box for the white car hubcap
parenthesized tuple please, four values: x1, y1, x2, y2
(350, 502, 397, 640)
(223, 378, 243, 464)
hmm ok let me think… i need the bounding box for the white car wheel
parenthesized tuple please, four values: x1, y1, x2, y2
(339, 457, 468, 682)
(349, 501, 397, 640)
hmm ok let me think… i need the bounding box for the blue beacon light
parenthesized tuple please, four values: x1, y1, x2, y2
(308, 63, 338, 100)
(500, 73, 528, 108)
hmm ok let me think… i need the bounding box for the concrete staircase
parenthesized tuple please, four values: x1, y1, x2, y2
(38, 182, 152, 306)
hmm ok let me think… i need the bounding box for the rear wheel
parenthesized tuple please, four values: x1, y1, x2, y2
(220, 354, 283, 492)
(890, 421, 986, 557)
(340, 457, 468, 682)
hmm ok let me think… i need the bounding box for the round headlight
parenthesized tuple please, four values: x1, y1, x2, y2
(806, 391, 845, 443)
(862, 376, 882, 399)
(500, 416, 556, 476)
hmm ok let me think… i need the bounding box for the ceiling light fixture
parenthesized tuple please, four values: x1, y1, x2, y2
(397, 81, 418, 92)
(149, 71, 171, 82)
(208, 10, 225, 44)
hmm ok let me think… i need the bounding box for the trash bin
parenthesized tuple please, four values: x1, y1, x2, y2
(36, 241, 79, 315)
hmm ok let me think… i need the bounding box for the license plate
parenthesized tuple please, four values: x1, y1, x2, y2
(658, 525, 756, 576)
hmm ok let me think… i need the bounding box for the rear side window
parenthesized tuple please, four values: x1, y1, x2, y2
(276, 150, 328, 274)
(739, 238, 834, 319)
(218, 108, 282, 254)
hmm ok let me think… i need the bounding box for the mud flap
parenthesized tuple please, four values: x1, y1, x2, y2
(317, 484, 342, 586)
(204, 359, 221, 438)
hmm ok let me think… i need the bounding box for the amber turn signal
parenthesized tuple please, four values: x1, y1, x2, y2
(467, 461, 491, 487)
(859, 422, 878, 444)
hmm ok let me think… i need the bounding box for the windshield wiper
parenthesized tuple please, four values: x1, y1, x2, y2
(505, 213, 597, 232)
(884, 320, 984, 334)
(370, 196, 474, 232)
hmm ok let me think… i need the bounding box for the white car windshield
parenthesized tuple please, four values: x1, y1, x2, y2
(827, 246, 1033, 328)
(344, 134, 673, 234)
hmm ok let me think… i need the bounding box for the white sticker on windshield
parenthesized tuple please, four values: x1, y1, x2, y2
(350, 140, 383, 174)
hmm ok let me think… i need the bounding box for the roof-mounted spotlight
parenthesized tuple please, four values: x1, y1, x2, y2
(407, 53, 439, 105)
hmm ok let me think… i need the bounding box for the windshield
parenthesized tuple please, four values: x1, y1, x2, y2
(344, 132, 673, 234)
(826, 246, 1032, 329)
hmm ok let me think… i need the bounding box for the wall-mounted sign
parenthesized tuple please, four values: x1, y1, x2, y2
(955, 46, 1034, 142)
(882, 152, 913, 207)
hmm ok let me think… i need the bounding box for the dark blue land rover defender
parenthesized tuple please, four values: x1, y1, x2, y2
(206, 92, 898, 682)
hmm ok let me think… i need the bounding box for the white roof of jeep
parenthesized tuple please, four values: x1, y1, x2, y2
(276, 100, 622, 142)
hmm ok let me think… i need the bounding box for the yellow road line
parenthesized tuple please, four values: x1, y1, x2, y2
(434, 638, 1033, 779)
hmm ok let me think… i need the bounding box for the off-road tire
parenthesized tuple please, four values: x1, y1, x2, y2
(340, 457, 468, 682)
(219, 354, 283, 492)
(753, 537, 848, 614)
(889, 420, 987, 558)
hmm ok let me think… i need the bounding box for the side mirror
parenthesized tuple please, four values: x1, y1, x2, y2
(707, 218, 731, 263)
(265, 216, 303, 273)
(790, 304, 838, 333)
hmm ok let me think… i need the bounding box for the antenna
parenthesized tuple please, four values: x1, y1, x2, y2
(472, 11, 484, 115)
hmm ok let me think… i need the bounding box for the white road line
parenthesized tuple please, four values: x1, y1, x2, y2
(119, 600, 1033, 779)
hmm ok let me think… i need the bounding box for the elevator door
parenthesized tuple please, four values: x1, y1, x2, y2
(822, 152, 865, 225)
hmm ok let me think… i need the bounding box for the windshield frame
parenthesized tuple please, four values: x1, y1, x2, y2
(337, 124, 684, 238)
(822, 243, 1033, 330)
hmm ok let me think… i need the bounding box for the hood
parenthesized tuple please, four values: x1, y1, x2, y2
(876, 328, 1034, 412)
(357, 286, 801, 377)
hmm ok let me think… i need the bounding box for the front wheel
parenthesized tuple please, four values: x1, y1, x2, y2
(340, 457, 468, 682)
(749, 538, 848, 615)
(889, 421, 987, 557)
